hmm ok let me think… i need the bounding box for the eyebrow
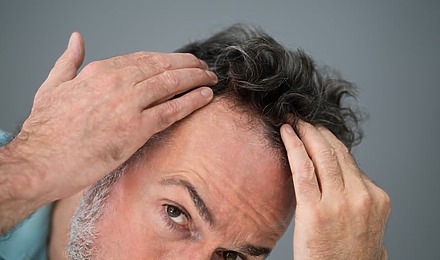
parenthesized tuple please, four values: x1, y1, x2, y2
(159, 176, 272, 258)
(241, 244, 272, 258)
(159, 177, 213, 225)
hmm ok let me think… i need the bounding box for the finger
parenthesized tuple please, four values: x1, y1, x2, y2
(142, 87, 213, 134)
(136, 68, 217, 109)
(317, 127, 363, 183)
(280, 124, 321, 206)
(298, 122, 344, 194)
(104, 52, 210, 80)
(43, 32, 85, 87)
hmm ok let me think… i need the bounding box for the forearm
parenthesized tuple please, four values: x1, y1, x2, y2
(0, 141, 50, 235)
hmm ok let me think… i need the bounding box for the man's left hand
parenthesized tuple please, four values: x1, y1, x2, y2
(281, 122, 391, 260)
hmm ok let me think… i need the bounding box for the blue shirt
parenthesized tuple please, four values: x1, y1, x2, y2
(0, 130, 51, 260)
(0, 130, 11, 146)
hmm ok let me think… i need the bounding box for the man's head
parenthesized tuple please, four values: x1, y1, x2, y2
(68, 24, 361, 259)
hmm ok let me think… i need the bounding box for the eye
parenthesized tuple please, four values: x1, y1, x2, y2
(223, 251, 244, 260)
(166, 204, 189, 225)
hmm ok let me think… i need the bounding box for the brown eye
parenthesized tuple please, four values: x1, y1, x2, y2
(166, 205, 188, 225)
(223, 251, 239, 260)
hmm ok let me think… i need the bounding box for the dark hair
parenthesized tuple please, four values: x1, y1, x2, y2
(176, 24, 363, 151)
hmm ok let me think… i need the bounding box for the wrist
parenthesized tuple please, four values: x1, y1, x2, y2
(0, 138, 52, 206)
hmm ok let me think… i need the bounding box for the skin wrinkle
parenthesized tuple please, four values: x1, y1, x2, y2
(214, 176, 284, 238)
(62, 24, 366, 259)
(174, 100, 292, 241)
(66, 99, 294, 260)
(164, 175, 272, 257)
(159, 169, 283, 243)
(193, 155, 288, 244)
(159, 176, 214, 225)
(165, 122, 288, 240)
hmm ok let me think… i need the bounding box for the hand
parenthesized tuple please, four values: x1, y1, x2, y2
(5, 32, 217, 204)
(280, 122, 390, 260)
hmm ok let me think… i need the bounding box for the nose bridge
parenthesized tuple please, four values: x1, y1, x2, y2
(175, 242, 218, 260)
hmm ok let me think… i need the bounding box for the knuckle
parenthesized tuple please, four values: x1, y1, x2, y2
(300, 160, 315, 174)
(334, 139, 350, 154)
(333, 197, 349, 214)
(295, 174, 314, 188)
(320, 147, 336, 158)
(308, 210, 322, 225)
(82, 61, 103, 74)
(379, 189, 391, 214)
(382, 191, 391, 206)
(166, 100, 181, 115)
(133, 53, 157, 72)
(149, 55, 172, 70)
(108, 55, 124, 66)
(366, 180, 391, 215)
(305, 206, 327, 227)
(355, 191, 374, 213)
(361, 193, 373, 208)
(319, 147, 337, 163)
(161, 70, 179, 87)
(159, 100, 181, 127)
(135, 51, 149, 57)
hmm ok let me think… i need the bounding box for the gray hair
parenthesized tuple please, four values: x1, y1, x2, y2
(68, 23, 364, 258)
(176, 24, 363, 153)
(68, 164, 125, 259)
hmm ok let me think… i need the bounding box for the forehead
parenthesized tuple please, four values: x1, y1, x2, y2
(168, 98, 281, 177)
(146, 99, 294, 237)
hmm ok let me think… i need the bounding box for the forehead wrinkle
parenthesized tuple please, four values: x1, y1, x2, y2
(151, 98, 291, 242)
(206, 173, 285, 243)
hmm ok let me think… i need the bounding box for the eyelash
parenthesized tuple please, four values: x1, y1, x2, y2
(161, 204, 247, 260)
(216, 250, 248, 260)
(161, 204, 191, 233)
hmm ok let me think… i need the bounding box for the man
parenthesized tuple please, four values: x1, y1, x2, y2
(1, 25, 390, 259)
(0, 31, 218, 259)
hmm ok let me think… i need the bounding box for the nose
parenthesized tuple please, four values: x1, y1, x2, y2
(168, 244, 221, 260)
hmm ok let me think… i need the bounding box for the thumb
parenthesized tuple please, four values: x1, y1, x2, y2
(43, 32, 85, 87)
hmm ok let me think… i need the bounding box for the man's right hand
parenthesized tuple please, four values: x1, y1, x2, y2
(0, 32, 217, 234)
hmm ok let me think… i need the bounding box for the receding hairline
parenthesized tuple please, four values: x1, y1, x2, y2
(137, 95, 288, 166)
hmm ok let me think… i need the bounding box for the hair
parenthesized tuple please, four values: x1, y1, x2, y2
(68, 164, 126, 259)
(68, 24, 364, 259)
(177, 23, 363, 151)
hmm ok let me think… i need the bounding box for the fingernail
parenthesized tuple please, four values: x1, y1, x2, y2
(283, 124, 294, 134)
(207, 71, 218, 82)
(200, 87, 213, 98)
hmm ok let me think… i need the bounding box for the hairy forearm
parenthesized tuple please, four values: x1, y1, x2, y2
(0, 141, 50, 235)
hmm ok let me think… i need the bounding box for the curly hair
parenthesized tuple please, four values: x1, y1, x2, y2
(176, 24, 363, 151)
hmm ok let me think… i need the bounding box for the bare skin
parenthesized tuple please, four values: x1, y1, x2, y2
(0, 33, 390, 259)
(0, 32, 218, 234)
(50, 99, 295, 260)
(50, 101, 390, 260)
(281, 123, 390, 259)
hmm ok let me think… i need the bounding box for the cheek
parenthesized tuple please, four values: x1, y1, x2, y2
(90, 180, 162, 258)
(91, 174, 193, 259)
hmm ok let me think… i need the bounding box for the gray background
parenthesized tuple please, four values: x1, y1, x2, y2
(1, 1, 439, 259)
